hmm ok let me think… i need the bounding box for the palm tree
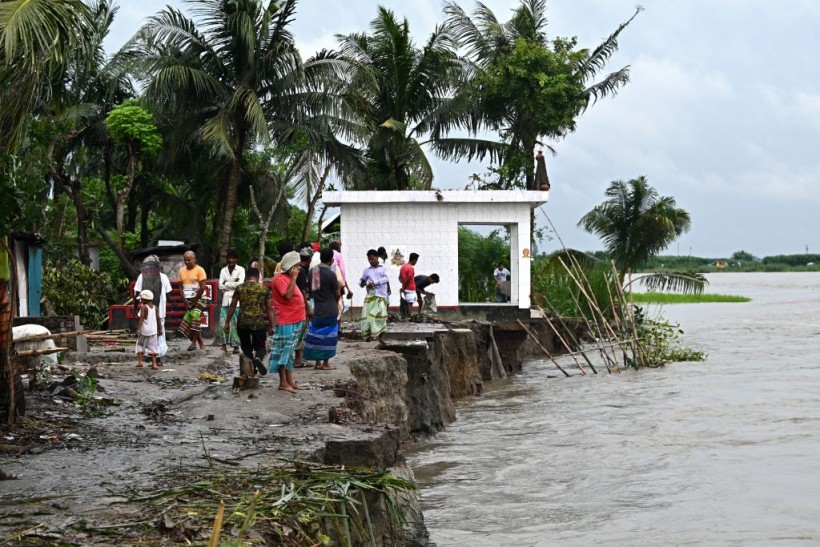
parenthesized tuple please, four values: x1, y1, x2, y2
(133, 0, 311, 263)
(442, 0, 641, 189)
(578, 176, 703, 293)
(0, 0, 92, 424)
(0, 0, 92, 152)
(334, 7, 473, 190)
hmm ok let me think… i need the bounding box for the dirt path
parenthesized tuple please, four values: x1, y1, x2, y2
(0, 336, 391, 543)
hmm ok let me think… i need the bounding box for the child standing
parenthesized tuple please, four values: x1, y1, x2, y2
(136, 289, 162, 370)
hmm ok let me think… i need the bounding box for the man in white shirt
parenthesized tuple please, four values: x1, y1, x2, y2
(134, 255, 173, 364)
(493, 261, 511, 303)
(218, 249, 245, 353)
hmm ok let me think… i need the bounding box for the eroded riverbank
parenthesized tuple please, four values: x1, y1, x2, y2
(1, 320, 556, 544)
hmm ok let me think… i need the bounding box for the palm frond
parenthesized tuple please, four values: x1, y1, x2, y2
(631, 272, 707, 295)
(575, 6, 642, 81)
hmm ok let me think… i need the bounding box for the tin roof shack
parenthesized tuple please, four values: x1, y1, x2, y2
(322, 190, 549, 320)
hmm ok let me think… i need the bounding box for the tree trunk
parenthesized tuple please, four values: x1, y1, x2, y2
(301, 164, 331, 243)
(95, 224, 139, 280)
(0, 239, 17, 426)
(218, 152, 243, 264)
(69, 177, 91, 267)
(116, 148, 138, 248)
(140, 194, 150, 248)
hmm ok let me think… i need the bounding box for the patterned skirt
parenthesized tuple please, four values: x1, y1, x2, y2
(267, 321, 306, 373)
(178, 299, 204, 337)
(361, 293, 387, 338)
(220, 305, 240, 346)
(303, 316, 339, 362)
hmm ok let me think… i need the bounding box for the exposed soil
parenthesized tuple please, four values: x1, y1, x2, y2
(0, 333, 398, 545)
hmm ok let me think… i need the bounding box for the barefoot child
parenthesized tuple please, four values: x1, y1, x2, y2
(136, 290, 162, 370)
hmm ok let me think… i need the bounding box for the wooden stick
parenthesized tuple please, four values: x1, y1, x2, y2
(14, 347, 68, 357)
(517, 320, 571, 377)
(209, 500, 225, 547)
(536, 303, 599, 374)
(13, 330, 86, 344)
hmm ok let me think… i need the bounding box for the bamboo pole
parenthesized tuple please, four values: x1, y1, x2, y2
(558, 257, 625, 372)
(517, 319, 573, 377)
(13, 330, 86, 344)
(536, 302, 599, 374)
(14, 347, 68, 357)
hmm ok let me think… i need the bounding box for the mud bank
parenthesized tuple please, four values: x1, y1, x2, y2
(0, 321, 553, 545)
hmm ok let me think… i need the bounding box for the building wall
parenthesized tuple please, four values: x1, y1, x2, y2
(339, 201, 534, 310)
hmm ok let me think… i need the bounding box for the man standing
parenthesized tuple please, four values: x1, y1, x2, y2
(493, 261, 511, 303)
(360, 249, 390, 342)
(218, 249, 245, 354)
(399, 253, 418, 318)
(134, 255, 173, 365)
(178, 250, 208, 351)
(414, 273, 440, 316)
(223, 267, 272, 376)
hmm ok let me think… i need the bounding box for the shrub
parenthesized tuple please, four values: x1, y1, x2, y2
(42, 258, 119, 329)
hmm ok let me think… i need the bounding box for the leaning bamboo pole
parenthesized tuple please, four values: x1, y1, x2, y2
(558, 257, 626, 373)
(536, 302, 599, 374)
(517, 319, 573, 377)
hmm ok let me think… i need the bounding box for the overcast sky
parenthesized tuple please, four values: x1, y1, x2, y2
(106, 0, 820, 258)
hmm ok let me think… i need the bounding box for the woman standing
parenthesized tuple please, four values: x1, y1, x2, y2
(303, 248, 341, 369)
(268, 251, 305, 392)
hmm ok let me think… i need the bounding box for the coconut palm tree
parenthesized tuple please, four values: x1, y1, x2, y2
(334, 6, 475, 190)
(132, 0, 314, 262)
(0, 0, 93, 424)
(0, 0, 92, 152)
(578, 176, 704, 293)
(442, 0, 641, 189)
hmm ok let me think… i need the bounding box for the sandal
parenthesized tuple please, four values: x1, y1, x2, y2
(187, 344, 196, 351)
(293, 361, 309, 368)
(316, 364, 337, 370)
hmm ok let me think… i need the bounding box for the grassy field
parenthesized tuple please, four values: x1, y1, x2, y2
(628, 292, 751, 304)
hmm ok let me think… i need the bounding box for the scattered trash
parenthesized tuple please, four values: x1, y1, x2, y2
(198, 372, 225, 383)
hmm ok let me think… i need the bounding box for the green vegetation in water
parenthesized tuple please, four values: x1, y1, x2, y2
(628, 292, 751, 304)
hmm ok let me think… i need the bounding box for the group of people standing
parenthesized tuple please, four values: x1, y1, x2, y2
(132, 243, 438, 393)
(359, 249, 440, 342)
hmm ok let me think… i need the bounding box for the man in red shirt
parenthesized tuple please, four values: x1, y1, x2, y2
(269, 251, 306, 392)
(399, 253, 419, 318)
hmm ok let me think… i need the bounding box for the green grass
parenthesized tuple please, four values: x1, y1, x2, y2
(628, 292, 751, 304)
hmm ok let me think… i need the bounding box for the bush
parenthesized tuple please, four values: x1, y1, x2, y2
(532, 250, 618, 319)
(42, 258, 119, 329)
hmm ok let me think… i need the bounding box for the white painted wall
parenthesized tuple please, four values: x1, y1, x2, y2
(323, 191, 547, 310)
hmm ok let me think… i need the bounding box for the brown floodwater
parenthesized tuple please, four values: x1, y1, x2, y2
(409, 272, 820, 545)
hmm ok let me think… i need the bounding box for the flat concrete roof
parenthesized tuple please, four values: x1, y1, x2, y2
(323, 190, 549, 207)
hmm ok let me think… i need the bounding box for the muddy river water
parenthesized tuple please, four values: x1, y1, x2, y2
(409, 272, 820, 545)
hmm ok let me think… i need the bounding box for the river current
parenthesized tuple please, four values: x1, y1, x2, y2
(409, 272, 820, 545)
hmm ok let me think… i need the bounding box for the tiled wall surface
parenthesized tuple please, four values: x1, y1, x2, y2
(339, 202, 533, 309)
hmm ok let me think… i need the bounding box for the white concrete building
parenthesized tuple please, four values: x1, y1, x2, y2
(322, 190, 549, 314)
